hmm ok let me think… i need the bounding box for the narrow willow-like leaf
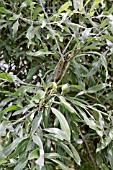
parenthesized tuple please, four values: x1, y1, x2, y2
(45, 153, 61, 159)
(44, 128, 69, 141)
(96, 129, 113, 152)
(51, 107, 71, 142)
(26, 66, 38, 81)
(14, 159, 28, 170)
(87, 83, 108, 93)
(32, 134, 44, 167)
(59, 96, 78, 115)
(0, 138, 25, 161)
(69, 143, 81, 165)
(12, 20, 19, 35)
(73, 0, 80, 10)
(101, 51, 108, 81)
(31, 113, 42, 134)
(26, 50, 53, 57)
(51, 159, 71, 170)
(9, 138, 29, 159)
(3, 105, 20, 114)
(58, 1, 72, 14)
(26, 25, 34, 41)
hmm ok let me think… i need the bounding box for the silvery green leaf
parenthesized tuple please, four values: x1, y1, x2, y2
(12, 20, 19, 35)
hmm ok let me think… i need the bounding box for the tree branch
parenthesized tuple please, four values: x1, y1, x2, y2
(77, 126, 97, 170)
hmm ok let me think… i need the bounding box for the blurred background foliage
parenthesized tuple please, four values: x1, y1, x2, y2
(0, 0, 113, 169)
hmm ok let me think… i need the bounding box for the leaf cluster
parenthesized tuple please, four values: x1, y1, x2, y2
(0, 0, 113, 169)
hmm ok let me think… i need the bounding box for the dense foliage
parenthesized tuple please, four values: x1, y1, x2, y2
(0, 0, 113, 169)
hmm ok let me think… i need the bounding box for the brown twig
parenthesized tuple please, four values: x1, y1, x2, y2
(53, 25, 110, 84)
(84, 93, 103, 105)
(52, 35, 74, 82)
(77, 126, 97, 170)
(62, 35, 74, 54)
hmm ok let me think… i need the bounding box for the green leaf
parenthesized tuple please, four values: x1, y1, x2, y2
(31, 113, 42, 134)
(82, 28, 92, 41)
(81, 58, 102, 77)
(26, 50, 53, 57)
(58, 1, 72, 14)
(106, 92, 113, 100)
(3, 105, 20, 114)
(0, 73, 13, 82)
(51, 159, 71, 170)
(0, 138, 25, 161)
(0, 98, 15, 107)
(69, 143, 81, 165)
(28, 149, 39, 160)
(44, 128, 69, 141)
(26, 25, 34, 41)
(45, 153, 61, 159)
(3, 105, 20, 115)
(102, 163, 110, 170)
(61, 84, 70, 94)
(26, 25, 35, 47)
(14, 85, 35, 96)
(91, 0, 102, 11)
(60, 143, 73, 158)
(67, 97, 86, 109)
(14, 159, 28, 170)
(73, 0, 83, 11)
(51, 107, 71, 142)
(0, 7, 11, 14)
(77, 107, 103, 137)
(0, 123, 6, 136)
(0, 90, 10, 94)
(59, 96, 79, 116)
(73, 0, 80, 10)
(101, 51, 108, 81)
(87, 83, 108, 93)
(12, 109, 24, 116)
(12, 20, 19, 35)
(32, 134, 44, 167)
(9, 14, 21, 21)
(26, 66, 38, 82)
(9, 138, 29, 159)
(32, 90, 45, 103)
(96, 129, 113, 152)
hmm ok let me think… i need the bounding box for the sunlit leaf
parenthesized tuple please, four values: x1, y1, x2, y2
(91, 0, 102, 11)
(58, 1, 72, 14)
(28, 149, 39, 160)
(12, 20, 19, 35)
(31, 113, 42, 134)
(51, 107, 71, 141)
(59, 96, 78, 115)
(3, 105, 20, 115)
(44, 128, 69, 141)
(0, 73, 13, 82)
(32, 134, 44, 167)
